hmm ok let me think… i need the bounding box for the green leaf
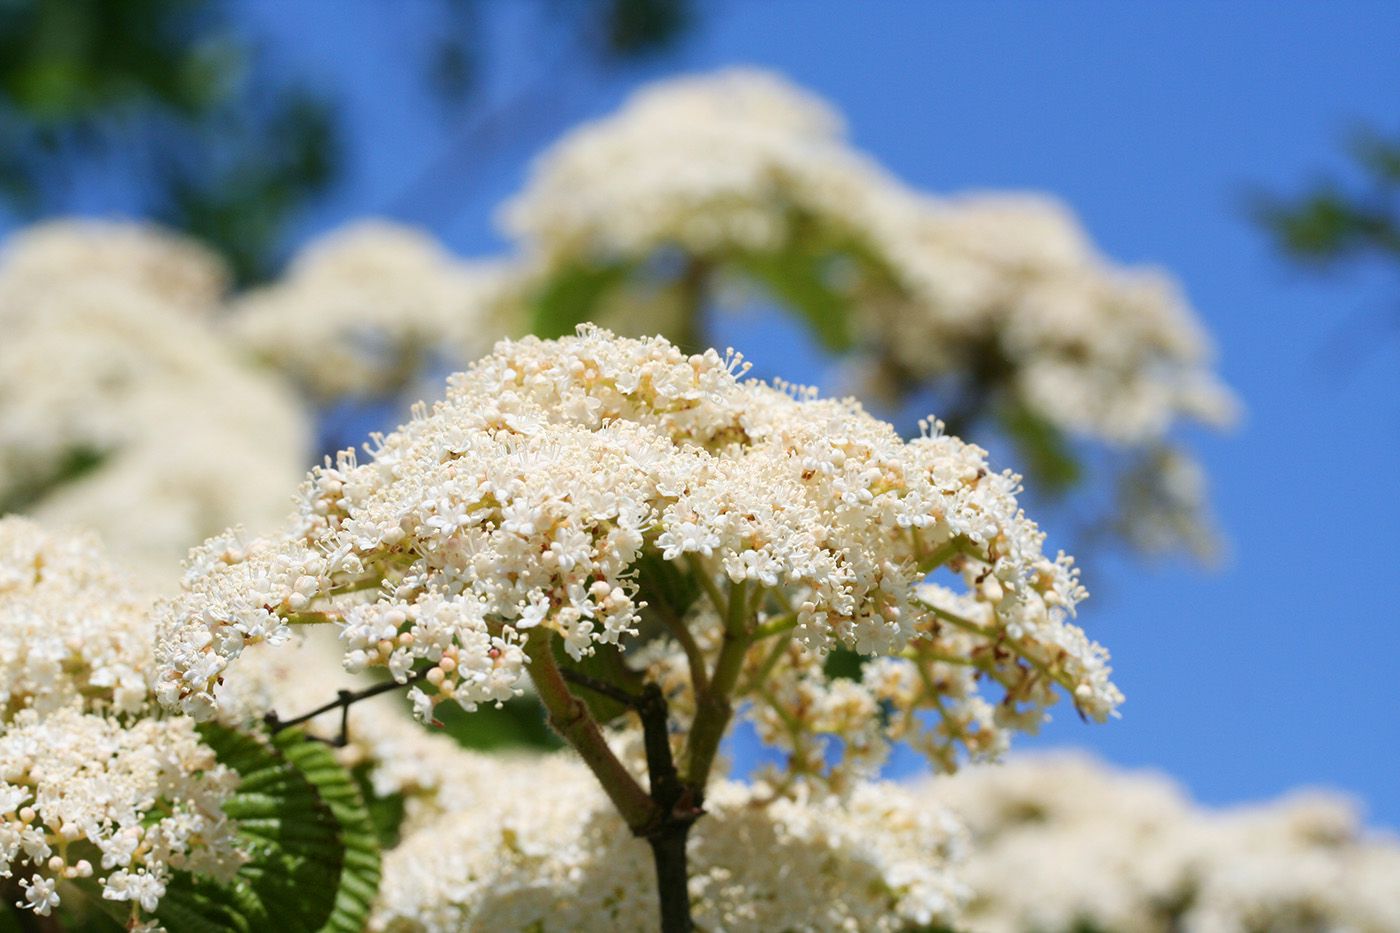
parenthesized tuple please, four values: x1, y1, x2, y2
(429, 694, 563, 752)
(274, 732, 382, 933)
(0, 444, 106, 514)
(998, 403, 1082, 495)
(1350, 126, 1400, 185)
(351, 764, 407, 851)
(823, 647, 866, 681)
(528, 260, 634, 338)
(152, 724, 380, 933)
(737, 247, 855, 352)
(635, 549, 701, 622)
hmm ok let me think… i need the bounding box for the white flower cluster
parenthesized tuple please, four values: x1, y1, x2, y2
(370, 752, 967, 933)
(933, 754, 1400, 933)
(156, 328, 1118, 782)
(503, 68, 887, 265)
(862, 193, 1238, 444)
(0, 519, 244, 923)
(0, 517, 154, 715)
(227, 220, 510, 399)
(0, 218, 229, 312)
(502, 68, 1237, 556)
(0, 221, 311, 580)
(507, 68, 1235, 447)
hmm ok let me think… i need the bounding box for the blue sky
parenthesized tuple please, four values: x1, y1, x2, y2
(34, 2, 1400, 824)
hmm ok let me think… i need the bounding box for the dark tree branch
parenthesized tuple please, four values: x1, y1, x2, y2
(263, 669, 429, 746)
(561, 668, 700, 932)
(559, 667, 644, 709)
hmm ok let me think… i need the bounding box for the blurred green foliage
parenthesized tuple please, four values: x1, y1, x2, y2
(0, 0, 695, 284)
(1254, 125, 1400, 268)
(0, 0, 339, 283)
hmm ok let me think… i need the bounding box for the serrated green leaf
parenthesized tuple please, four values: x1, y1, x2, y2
(151, 724, 378, 933)
(274, 732, 382, 933)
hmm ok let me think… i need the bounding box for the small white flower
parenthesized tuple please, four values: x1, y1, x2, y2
(19, 874, 60, 916)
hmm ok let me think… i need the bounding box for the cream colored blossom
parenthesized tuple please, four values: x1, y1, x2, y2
(0, 218, 228, 312)
(860, 193, 1238, 445)
(932, 754, 1400, 933)
(503, 68, 886, 265)
(157, 329, 1118, 785)
(0, 517, 154, 714)
(506, 69, 1234, 448)
(371, 753, 967, 933)
(0, 709, 244, 918)
(0, 224, 311, 580)
(227, 220, 511, 399)
(0, 519, 244, 925)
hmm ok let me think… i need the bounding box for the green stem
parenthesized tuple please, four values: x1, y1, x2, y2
(726, 579, 751, 638)
(283, 610, 341, 625)
(685, 553, 729, 618)
(684, 578, 754, 790)
(752, 611, 798, 640)
(325, 575, 388, 597)
(742, 631, 793, 695)
(922, 603, 1080, 700)
(655, 597, 710, 696)
(916, 534, 976, 574)
(673, 257, 711, 354)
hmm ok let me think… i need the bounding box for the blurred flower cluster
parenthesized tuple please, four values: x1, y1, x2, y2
(938, 754, 1400, 933)
(0, 222, 310, 581)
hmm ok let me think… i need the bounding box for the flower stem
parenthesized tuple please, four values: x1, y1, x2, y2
(524, 630, 656, 832)
(649, 823, 694, 933)
(684, 578, 753, 791)
(561, 665, 700, 933)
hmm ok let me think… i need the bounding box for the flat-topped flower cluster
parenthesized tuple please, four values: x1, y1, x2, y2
(228, 221, 510, 399)
(933, 754, 1400, 933)
(0, 222, 310, 580)
(503, 68, 894, 264)
(0, 519, 243, 924)
(156, 328, 1119, 781)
